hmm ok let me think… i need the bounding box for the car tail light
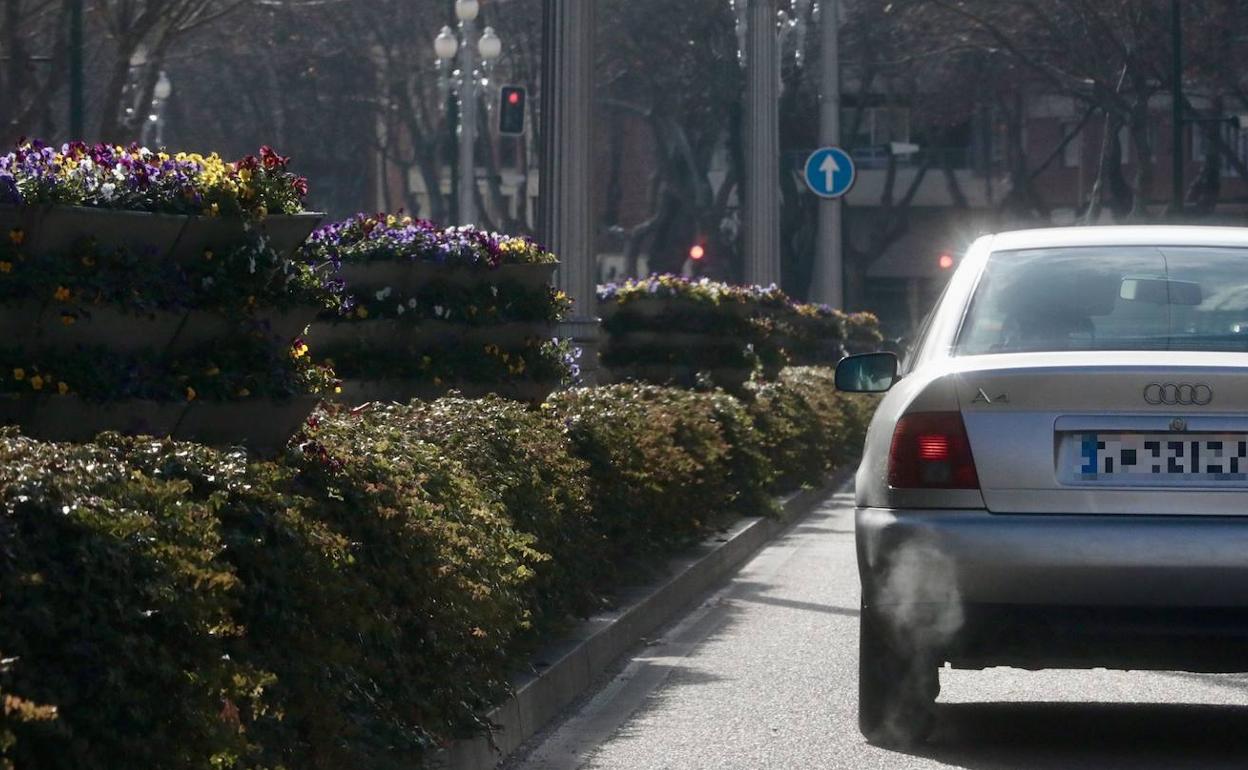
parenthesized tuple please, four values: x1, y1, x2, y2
(888, 411, 980, 489)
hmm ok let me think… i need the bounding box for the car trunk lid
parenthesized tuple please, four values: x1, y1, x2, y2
(953, 351, 1248, 515)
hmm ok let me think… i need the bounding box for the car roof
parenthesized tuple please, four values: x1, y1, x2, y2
(983, 225, 1248, 252)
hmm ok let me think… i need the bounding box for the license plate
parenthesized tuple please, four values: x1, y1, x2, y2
(1074, 432, 1248, 484)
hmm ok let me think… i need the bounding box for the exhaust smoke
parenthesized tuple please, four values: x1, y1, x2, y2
(871, 538, 965, 743)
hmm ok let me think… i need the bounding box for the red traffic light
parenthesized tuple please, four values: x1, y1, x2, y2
(938, 253, 955, 270)
(690, 244, 706, 261)
(498, 86, 527, 136)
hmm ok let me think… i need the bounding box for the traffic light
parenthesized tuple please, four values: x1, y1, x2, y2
(689, 244, 706, 261)
(499, 86, 527, 136)
(938, 252, 955, 270)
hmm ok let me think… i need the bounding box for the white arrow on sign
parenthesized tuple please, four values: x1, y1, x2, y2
(819, 153, 840, 192)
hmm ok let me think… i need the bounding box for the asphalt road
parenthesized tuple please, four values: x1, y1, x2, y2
(505, 483, 1248, 770)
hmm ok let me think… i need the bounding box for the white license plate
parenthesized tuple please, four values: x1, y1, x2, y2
(1073, 432, 1248, 484)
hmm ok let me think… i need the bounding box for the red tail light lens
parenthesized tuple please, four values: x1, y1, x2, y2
(889, 411, 979, 489)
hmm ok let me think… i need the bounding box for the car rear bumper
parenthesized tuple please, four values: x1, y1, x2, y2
(857, 507, 1248, 608)
(857, 507, 1248, 671)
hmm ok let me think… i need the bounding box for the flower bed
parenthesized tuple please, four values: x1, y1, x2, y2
(0, 140, 335, 448)
(598, 276, 881, 388)
(0, 368, 873, 770)
(306, 214, 572, 403)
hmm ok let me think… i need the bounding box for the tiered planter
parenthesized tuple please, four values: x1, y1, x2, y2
(315, 259, 562, 405)
(599, 294, 767, 390)
(0, 206, 329, 449)
(4, 204, 321, 263)
(598, 277, 871, 390)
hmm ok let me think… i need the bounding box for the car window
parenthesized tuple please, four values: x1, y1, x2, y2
(956, 246, 1248, 355)
(900, 282, 950, 374)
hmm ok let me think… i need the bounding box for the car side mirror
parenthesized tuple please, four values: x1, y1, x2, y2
(835, 352, 899, 393)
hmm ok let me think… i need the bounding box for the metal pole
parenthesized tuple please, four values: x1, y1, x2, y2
(744, 0, 781, 287)
(69, 0, 84, 137)
(541, 0, 599, 379)
(458, 16, 478, 225)
(811, 0, 842, 307)
(1171, 0, 1183, 218)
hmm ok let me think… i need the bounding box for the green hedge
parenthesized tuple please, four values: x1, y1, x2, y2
(0, 372, 875, 769)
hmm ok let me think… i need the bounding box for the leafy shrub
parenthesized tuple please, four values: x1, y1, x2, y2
(598, 276, 882, 389)
(395, 397, 599, 630)
(0, 432, 268, 770)
(747, 367, 876, 492)
(0, 367, 873, 769)
(287, 406, 543, 765)
(546, 385, 770, 571)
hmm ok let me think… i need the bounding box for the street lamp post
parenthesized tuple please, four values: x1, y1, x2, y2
(540, 0, 598, 381)
(1171, 0, 1183, 218)
(69, 0, 84, 136)
(740, 0, 782, 288)
(142, 71, 172, 147)
(811, 0, 843, 308)
(434, 0, 502, 226)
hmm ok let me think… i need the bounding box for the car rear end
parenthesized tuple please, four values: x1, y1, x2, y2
(845, 227, 1248, 742)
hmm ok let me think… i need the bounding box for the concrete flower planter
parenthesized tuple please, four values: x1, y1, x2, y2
(170, 307, 318, 353)
(309, 319, 556, 352)
(9, 206, 321, 263)
(0, 300, 48, 340)
(30, 206, 188, 260)
(609, 330, 725, 349)
(0, 392, 322, 448)
(0, 204, 47, 245)
(31, 305, 187, 353)
(172, 212, 323, 262)
(338, 260, 557, 295)
(0, 396, 188, 441)
(173, 395, 321, 450)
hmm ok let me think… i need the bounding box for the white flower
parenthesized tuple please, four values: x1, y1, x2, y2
(396, 304, 406, 315)
(434, 305, 446, 318)
(375, 286, 393, 301)
(407, 298, 418, 309)
(112, 165, 126, 181)
(100, 182, 117, 200)
(79, 158, 94, 172)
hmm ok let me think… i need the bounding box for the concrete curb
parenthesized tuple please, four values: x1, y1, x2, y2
(432, 467, 855, 770)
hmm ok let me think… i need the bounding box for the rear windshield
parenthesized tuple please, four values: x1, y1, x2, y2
(956, 246, 1248, 355)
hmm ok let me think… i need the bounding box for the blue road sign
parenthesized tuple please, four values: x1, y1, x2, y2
(804, 147, 856, 199)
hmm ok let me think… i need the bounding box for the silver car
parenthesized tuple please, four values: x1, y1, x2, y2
(836, 226, 1248, 745)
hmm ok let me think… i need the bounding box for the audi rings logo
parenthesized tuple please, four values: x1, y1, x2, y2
(1143, 383, 1213, 406)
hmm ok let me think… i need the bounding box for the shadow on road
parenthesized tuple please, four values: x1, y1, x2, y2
(786, 523, 855, 536)
(899, 701, 1248, 769)
(730, 580, 860, 617)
